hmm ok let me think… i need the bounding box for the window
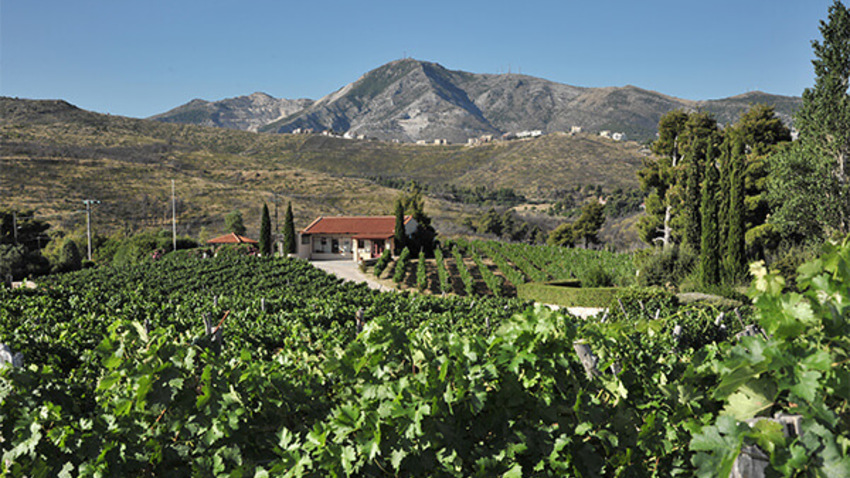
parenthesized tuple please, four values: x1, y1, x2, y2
(301, 235, 310, 245)
(332, 239, 339, 253)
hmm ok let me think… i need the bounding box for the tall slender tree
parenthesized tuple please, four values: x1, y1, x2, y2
(724, 133, 747, 283)
(259, 203, 272, 256)
(699, 143, 721, 286)
(283, 202, 296, 255)
(393, 199, 405, 256)
(679, 113, 719, 253)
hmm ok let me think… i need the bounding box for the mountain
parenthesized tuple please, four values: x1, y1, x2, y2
(153, 59, 801, 142)
(150, 92, 312, 132)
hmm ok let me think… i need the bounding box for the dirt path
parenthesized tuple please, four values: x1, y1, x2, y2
(309, 259, 393, 292)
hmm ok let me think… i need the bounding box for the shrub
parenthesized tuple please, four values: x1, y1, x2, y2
(634, 245, 695, 288)
(582, 264, 614, 287)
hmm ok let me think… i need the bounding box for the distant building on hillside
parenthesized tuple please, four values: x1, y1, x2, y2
(599, 130, 612, 139)
(516, 130, 543, 139)
(612, 132, 627, 141)
(434, 138, 448, 145)
(570, 126, 583, 134)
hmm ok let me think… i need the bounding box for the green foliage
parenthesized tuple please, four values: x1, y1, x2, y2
(53, 239, 82, 274)
(635, 244, 696, 287)
(393, 200, 405, 256)
(466, 243, 504, 297)
(767, 141, 840, 241)
(450, 244, 475, 296)
(416, 250, 427, 291)
(283, 202, 296, 254)
(795, 0, 850, 225)
(516, 282, 620, 307)
(259, 203, 272, 256)
(372, 248, 392, 277)
(433, 247, 452, 294)
(699, 144, 721, 286)
(225, 210, 246, 236)
(583, 263, 615, 288)
(7, 233, 850, 475)
(547, 222, 574, 247)
(573, 199, 606, 247)
(691, 240, 850, 474)
(393, 247, 411, 284)
(724, 133, 747, 283)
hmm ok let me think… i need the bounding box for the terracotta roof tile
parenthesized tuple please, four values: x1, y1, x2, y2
(207, 233, 258, 244)
(302, 216, 412, 236)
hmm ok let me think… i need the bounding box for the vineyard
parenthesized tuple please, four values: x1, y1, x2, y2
(1, 241, 850, 476)
(371, 240, 635, 303)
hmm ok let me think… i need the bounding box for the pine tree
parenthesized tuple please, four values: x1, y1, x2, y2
(225, 210, 246, 236)
(283, 202, 296, 255)
(724, 133, 747, 283)
(795, 0, 850, 233)
(699, 143, 721, 286)
(259, 203, 272, 256)
(637, 110, 688, 248)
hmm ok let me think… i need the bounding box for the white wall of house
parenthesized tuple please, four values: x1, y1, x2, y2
(297, 218, 419, 261)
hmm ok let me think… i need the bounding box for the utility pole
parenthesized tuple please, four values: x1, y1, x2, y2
(83, 199, 100, 261)
(273, 191, 280, 234)
(171, 180, 177, 251)
(12, 211, 17, 245)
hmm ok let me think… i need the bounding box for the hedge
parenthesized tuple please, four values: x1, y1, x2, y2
(516, 282, 620, 307)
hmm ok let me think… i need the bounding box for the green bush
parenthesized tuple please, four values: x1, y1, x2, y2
(634, 245, 695, 288)
(582, 263, 614, 287)
(373, 248, 392, 277)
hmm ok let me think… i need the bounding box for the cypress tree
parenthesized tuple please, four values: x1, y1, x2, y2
(259, 203, 272, 256)
(393, 200, 405, 256)
(683, 138, 704, 253)
(699, 143, 721, 286)
(724, 133, 747, 283)
(283, 202, 296, 255)
(717, 137, 732, 254)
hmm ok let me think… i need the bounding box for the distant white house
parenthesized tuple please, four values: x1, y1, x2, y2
(570, 126, 583, 134)
(612, 132, 627, 142)
(517, 130, 543, 139)
(434, 138, 448, 145)
(599, 130, 612, 139)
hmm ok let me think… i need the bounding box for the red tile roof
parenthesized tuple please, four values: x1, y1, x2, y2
(207, 233, 259, 244)
(302, 216, 412, 238)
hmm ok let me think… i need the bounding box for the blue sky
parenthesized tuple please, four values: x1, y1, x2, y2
(0, 0, 835, 118)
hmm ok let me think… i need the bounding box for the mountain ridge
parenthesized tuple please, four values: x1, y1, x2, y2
(152, 59, 801, 142)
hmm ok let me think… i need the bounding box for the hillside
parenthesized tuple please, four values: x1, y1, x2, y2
(153, 59, 802, 143)
(150, 92, 312, 132)
(1, 97, 646, 241)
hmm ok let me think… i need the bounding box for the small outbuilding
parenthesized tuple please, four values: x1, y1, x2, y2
(206, 233, 259, 246)
(297, 215, 417, 261)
